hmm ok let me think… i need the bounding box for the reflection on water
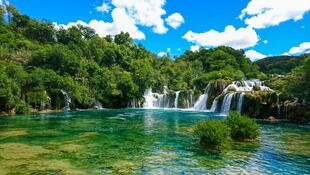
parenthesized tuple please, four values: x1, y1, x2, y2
(0, 109, 309, 174)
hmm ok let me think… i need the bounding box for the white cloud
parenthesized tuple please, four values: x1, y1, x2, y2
(183, 25, 259, 49)
(54, 8, 145, 40)
(177, 48, 181, 51)
(190, 46, 200, 52)
(167, 48, 171, 52)
(165, 13, 185, 29)
(112, 0, 168, 34)
(282, 52, 289, 56)
(157, 52, 167, 57)
(263, 40, 268, 44)
(55, 0, 184, 40)
(240, 0, 310, 29)
(288, 42, 310, 55)
(245, 50, 267, 61)
(96, 2, 110, 13)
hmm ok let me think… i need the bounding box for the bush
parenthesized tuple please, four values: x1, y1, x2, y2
(193, 119, 230, 147)
(226, 111, 260, 140)
(15, 102, 31, 114)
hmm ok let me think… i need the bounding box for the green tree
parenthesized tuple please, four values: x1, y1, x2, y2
(114, 32, 133, 45)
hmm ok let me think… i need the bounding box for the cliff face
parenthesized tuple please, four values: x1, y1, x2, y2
(242, 92, 310, 123)
(242, 91, 278, 119)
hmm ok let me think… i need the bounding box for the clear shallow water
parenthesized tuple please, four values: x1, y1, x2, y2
(0, 109, 309, 174)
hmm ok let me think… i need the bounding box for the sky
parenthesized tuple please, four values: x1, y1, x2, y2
(3, 0, 310, 61)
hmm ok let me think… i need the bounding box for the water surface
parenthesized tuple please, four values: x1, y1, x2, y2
(0, 109, 309, 174)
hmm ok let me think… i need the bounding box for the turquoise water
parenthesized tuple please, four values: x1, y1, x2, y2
(0, 109, 309, 174)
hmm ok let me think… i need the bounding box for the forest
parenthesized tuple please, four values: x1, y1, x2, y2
(0, 4, 309, 114)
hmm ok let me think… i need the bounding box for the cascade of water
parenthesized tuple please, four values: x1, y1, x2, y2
(174, 91, 180, 108)
(223, 79, 272, 92)
(93, 99, 103, 109)
(236, 93, 244, 113)
(61, 90, 71, 111)
(193, 83, 211, 110)
(210, 97, 219, 112)
(190, 91, 194, 107)
(220, 93, 234, 115)
(143, 88, 156, 109)
(277, 94, 281, 116)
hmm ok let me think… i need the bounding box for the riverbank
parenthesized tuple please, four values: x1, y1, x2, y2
(0, 109, 63, 117)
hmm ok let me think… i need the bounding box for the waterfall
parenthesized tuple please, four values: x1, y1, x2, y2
(137, 79, 271, 114)
(210, 97, 219, 112)
(193, 83, 211, 111)
(92, 99, 103, 109)
(277, 94, 281, 117)
(236, 93, 244, 113)
(174, 91, 180, 108)
(143, 88, 157, 109)
(61, 90, 71, 111)
(220, 93, 234, 115)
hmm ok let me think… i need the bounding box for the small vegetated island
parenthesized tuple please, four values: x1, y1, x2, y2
(0, 4, 309, 175)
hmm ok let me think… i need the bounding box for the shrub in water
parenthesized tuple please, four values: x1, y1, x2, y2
(15, 102, 31, 114)
(226, 111, 260, 140)
(193, 119, 230, 147)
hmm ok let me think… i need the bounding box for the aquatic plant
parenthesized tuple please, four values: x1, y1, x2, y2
(226, 111, 260, 140)
(193, 119, 230, 147)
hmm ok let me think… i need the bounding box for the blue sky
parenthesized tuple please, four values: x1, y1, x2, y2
(5, 0, 310, 60)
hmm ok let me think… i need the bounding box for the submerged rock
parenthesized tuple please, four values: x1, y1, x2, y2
(0, 143, 52, 159)
(265, 116, 279, 122)
(0, 130, 27, 140)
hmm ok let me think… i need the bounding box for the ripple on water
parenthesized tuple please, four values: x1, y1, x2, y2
(0, 109, 308, 174)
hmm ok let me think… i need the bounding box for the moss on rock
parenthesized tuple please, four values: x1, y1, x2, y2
(0, 130, 27, 140)
(0, 143, 52, 159)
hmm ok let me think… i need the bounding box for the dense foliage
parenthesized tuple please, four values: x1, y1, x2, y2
(226, 111, 260, 140)
(264, 55, 310, 103)
(0, 5, 262, 112)
(255, 54, 307, 75)
(193, 119, 230, 147)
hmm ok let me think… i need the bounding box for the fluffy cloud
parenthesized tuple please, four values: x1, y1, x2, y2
(157, 52, 167, 57)
(288, 42, 310, 55)
(190, 46, 200, 52)
(165, 13, 185, 29)
(54, 8, 145, 40)
(96, 2, 110, 13)
(56, 0, 184, 40)
(240, 0, 310, 29)
(263, 40, 268, 44)
(112, 0, 168, 34)
(183, 25, 259, 49)
(245, 50, 267, 61)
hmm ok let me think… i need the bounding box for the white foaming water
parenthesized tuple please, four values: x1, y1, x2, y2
(61, 90, 71, 111)
(140, 80, 272, 115)
(220, 93, 234, 115)
(143, 88, 157, 109)
(193, 83, 211, 111)
(92, 99, 103, 109)
(236, 93, 245, 113)
(210, 96, 219, 112)
(223, 79, 272, 93)
(174, 91, 180, 108)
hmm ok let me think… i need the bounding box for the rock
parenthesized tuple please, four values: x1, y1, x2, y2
(265, 116, 278, 122)
(93, 106, 100, 110)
